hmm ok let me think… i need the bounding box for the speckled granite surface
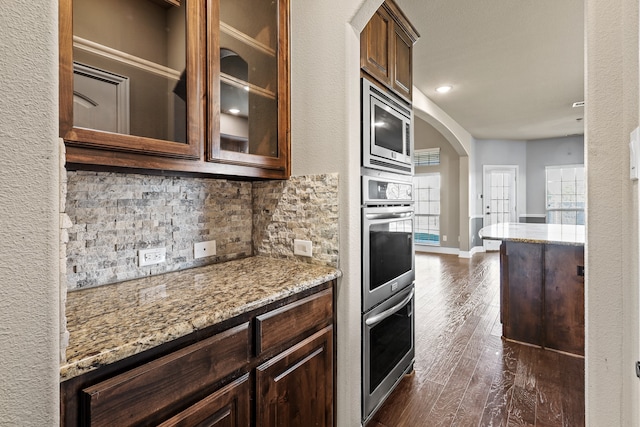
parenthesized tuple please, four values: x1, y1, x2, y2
(479, 223, 585, 246)
(61, 256, 341, 381)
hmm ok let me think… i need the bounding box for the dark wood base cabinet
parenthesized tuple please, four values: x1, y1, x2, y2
(61, 282, 335, 426)
(501, 242, 584, 356)
(257, 327, 333, 427)
(159, 374, 251, 427)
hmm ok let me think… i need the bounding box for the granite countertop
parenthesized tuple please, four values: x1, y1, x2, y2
(61, 256, 341, 381)
(479, 222, 585, 246)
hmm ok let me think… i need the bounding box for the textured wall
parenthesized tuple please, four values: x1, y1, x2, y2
(291, 1, 368, 425)
(585, 0, 640, 425)
(65, 171, 253, 289)
(253, 174, 339, 267)
(0, 1, 60, 425)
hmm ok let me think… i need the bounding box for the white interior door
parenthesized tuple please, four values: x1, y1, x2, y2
(483, 166, 518, 250)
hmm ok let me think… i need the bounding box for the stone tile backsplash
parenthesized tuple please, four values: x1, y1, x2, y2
(65, 171, 339, 289)
(253, 174, 339, 267)
(66, 171, 253, 289)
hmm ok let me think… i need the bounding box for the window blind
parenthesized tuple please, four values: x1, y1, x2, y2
(414, 148, 440, 166)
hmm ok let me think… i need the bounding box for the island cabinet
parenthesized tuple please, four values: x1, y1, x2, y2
(60, 282, 335, 426)
(360, 0, 419, 101)
(59, 0, 290, 179)
(501, 242, 584, 356)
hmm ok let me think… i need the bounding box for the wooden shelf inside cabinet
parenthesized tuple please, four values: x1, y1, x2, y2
(59, 0, 206, 161)
(149, 0, 181, 8)
(220, 22, 277, 58)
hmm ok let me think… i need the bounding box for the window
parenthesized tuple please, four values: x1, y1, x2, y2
(414, 148, 440, 166)
(414, 173, 440, 245)
(545, 165, 585, 225)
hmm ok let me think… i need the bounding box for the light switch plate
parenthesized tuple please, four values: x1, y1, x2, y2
(630, 127, 640, 180)
(294, 239, 312, 257)
(194, 240, 216, 259)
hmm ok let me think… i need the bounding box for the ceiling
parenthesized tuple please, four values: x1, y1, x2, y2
(396, 0, 585, 141)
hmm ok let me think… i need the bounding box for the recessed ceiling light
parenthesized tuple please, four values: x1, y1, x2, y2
(229, 108, 240, 115)
(436, 85, 453, 94)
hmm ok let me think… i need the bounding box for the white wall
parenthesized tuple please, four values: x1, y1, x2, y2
(585, 0, 640, 425)
(0, 1, 60, 425)
(290, 0, 370, 425)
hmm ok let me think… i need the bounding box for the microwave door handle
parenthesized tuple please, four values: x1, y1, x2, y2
(365, 288, 415, 327)
(365, 212, 413, 220)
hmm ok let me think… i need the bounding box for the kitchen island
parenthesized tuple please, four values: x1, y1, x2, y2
(479, 223, 585, 356)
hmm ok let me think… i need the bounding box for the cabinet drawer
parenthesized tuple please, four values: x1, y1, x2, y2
(255, 288, 333, 355)
(81, 323, 250, 426)
(158, 373, 251, 427)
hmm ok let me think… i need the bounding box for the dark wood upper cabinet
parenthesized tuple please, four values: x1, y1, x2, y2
(59, 0, 205, 159)
(59, 0, 290, 179)
(206, 0, 290, 172)
(360, 0, 419, 101)
(361, 6, 392, 87)
(392, 26, 413, 98)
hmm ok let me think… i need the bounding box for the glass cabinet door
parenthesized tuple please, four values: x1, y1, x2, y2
(60, 0, 205, 158)
(207, 0, 289, 171)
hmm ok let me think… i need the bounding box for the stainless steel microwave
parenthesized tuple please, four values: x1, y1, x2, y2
(362, 78, 413, 175)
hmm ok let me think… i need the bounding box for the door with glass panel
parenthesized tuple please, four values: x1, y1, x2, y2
(483, 166, 518, 250)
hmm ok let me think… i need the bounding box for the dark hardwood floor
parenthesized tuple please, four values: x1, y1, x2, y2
(367, 252, 585, 427)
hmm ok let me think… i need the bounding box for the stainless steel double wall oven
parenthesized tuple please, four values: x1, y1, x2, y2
(361, 76, 416, 423)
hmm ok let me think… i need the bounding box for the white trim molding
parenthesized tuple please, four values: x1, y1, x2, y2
(459, 246, 486, 258)
(415, 245, 459, 256)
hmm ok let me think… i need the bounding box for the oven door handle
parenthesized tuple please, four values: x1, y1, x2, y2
(365, 288, 415, 327)
(365, 212, 413, 220)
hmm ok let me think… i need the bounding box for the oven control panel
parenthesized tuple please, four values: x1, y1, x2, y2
(362, 172, 413, 206)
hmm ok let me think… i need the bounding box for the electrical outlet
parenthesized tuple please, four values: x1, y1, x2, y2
(194, 240, 216, 259)
(442, 235, 447, 242)
(138, 247, 166, 267)
(294, 239, 312, 257)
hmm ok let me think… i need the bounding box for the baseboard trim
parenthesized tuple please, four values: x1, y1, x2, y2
(416, 245, 487, 258)
(459, 246, 486, 259)
(415, 245, 460, 255)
